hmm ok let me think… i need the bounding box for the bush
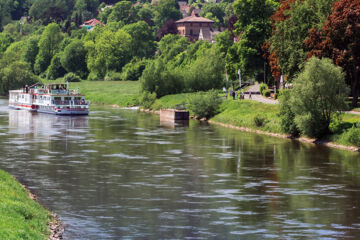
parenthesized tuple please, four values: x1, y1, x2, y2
(263, 89, 271, 97)
(104, 71, 122, 81)
(290, 57, 349, 138)
(187, 90, 222, 119)
(341, 126, 360, 147)
(259, 83, 268, 95)
(139, 91, 157, 109)
(64, 72, 81, 82)
(121, 58, 148, 81)
(278, 89, 300, 136)
(253, 114, 267, 127)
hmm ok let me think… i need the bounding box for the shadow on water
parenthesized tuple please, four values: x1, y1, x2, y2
(0, 99, 360, 239)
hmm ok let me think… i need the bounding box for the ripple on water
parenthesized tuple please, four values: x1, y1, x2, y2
(103, 153, 148, 159)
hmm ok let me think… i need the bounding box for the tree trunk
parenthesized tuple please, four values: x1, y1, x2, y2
(352, 68, 359, 108)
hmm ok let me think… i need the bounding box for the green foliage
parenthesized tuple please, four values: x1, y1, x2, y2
(278, 89, 300, 136)
(289, 57, 349, 138)
(259, 83, 268, 95)
(158, 34, 189, 62)
(187, 90, 222, 119)
(253, 114, 267, 127)
(269, 0, 336, 79)
(263, 89, 271, 97)
(60, 39, 88, 79)
(22, 36, 40, 72)
(85, 29, 132, 80)
(184, 47, 224, 92)
(154, 0, 182, 28)
(0, 33, 13, 53)
(0, 61, 38, 94)
(29, 0, 74, 24)
(340, 125, 360, 147)
(140, 58, 184, 97)
(34, 23, 63, 74)
(64, 72, 81, 82)
(200, 3, 225, 27)
(121, 58, 148, 81)
(214, 30, 233, 57)
(46, 53, 66, 80)
(107, 1, 137, 25)
(139, 91, 157, 109)
(122, 21, 156, 58)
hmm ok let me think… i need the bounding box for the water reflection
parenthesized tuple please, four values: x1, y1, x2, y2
(0, 100, 360, 239)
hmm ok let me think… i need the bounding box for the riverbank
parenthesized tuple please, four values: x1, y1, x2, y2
(61, 80, 360, 151)
(0, 170, 63, 239)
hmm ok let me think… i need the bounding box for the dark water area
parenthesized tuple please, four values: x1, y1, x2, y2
(0, 99, 360, 239)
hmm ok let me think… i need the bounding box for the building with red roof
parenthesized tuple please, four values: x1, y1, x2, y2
(175, 13, 215, 42)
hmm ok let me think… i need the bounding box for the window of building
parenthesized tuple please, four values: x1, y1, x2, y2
(190, 29, 193, 35)
(200, 23, 202, 27)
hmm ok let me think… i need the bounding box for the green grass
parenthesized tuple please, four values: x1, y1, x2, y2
(212, 100, 283, 133)
(41, 80, 140, 107)
(71, 81, 140, 107)
(0, 170, 52, 239)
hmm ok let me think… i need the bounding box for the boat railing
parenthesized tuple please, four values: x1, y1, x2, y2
(53, 100, 89, 106)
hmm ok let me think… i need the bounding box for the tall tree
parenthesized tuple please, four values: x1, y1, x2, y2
(107, 1, 137, 25)
(122, 21, 156, 58)
(232, 0, 278, 79)
(154, 0, 182, 28)
(268, 0, 335, 79)
(34, 23, 63, 74)
(85, 29, 132, 79)
(306, 0, 360, 107)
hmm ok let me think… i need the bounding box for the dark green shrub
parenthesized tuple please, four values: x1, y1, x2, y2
(139, 91, 157, 109)
(259, 83, 268, 95)
(64, 72, 81, 82)
(341, 126, 360, 147)
(263, 89, 271, 97)
(46, 53, 66, 80)
(187, 90, 222, 119)
(278, 89, 300, 136)
(121, 58, 148, 81)
(253, 114, 267, 127)
(290, 57, 349, 138)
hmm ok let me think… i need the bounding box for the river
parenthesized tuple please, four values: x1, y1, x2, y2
(0, 99, 360, 239)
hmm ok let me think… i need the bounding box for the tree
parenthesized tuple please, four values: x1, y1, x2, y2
(0, 33, 13, 53)
(232, 0, 278, 80)
(34, 23, 63, 74)
(200, 3, 225, 27)
(46, 53, 67, 80)
(288, 57, 349, 138)
(29, 0, 74, 24)
(306, 0, 360, 107)
(22, 36, 40, 72)
(158, 34, 189, 62)
(154, 0, 182, 28)
(107, 1, 137, 25)
(85, 29, 132, 80)
(60, 39, 88, 78)
(122, 21, 156, 59)
(269, 0, 335, 79)
(0, 61, 38, 94)
(137, 5, 154, 26)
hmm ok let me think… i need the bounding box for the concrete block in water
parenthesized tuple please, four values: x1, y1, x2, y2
(160, 109, 189, 121)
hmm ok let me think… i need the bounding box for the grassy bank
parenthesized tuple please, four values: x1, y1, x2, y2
(70, 81, 140, 107)
(0, 170, 52, 239)
(152, 92, 360, 149)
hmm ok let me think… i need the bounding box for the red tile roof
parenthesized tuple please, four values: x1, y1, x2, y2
(82, 19, 105, 27)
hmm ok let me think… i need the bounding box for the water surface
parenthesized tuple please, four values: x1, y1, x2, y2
(0, 99, 360, 239)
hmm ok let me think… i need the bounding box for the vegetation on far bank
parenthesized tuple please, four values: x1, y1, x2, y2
(0, 170, 52, 239)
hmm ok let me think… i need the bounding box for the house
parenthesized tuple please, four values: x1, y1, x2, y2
(80, 19, 105, 31)
(175, 14, 215, 42)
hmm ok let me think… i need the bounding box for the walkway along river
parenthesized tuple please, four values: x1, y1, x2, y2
(0, 99, 360, 239)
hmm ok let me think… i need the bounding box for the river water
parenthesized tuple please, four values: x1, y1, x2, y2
(1, 99, 360, 239)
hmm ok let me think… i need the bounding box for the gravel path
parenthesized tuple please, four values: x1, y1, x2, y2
(245, 84, 278, 105)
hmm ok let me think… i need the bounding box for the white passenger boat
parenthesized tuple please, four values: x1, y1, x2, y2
(9, 83, 90, 115)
